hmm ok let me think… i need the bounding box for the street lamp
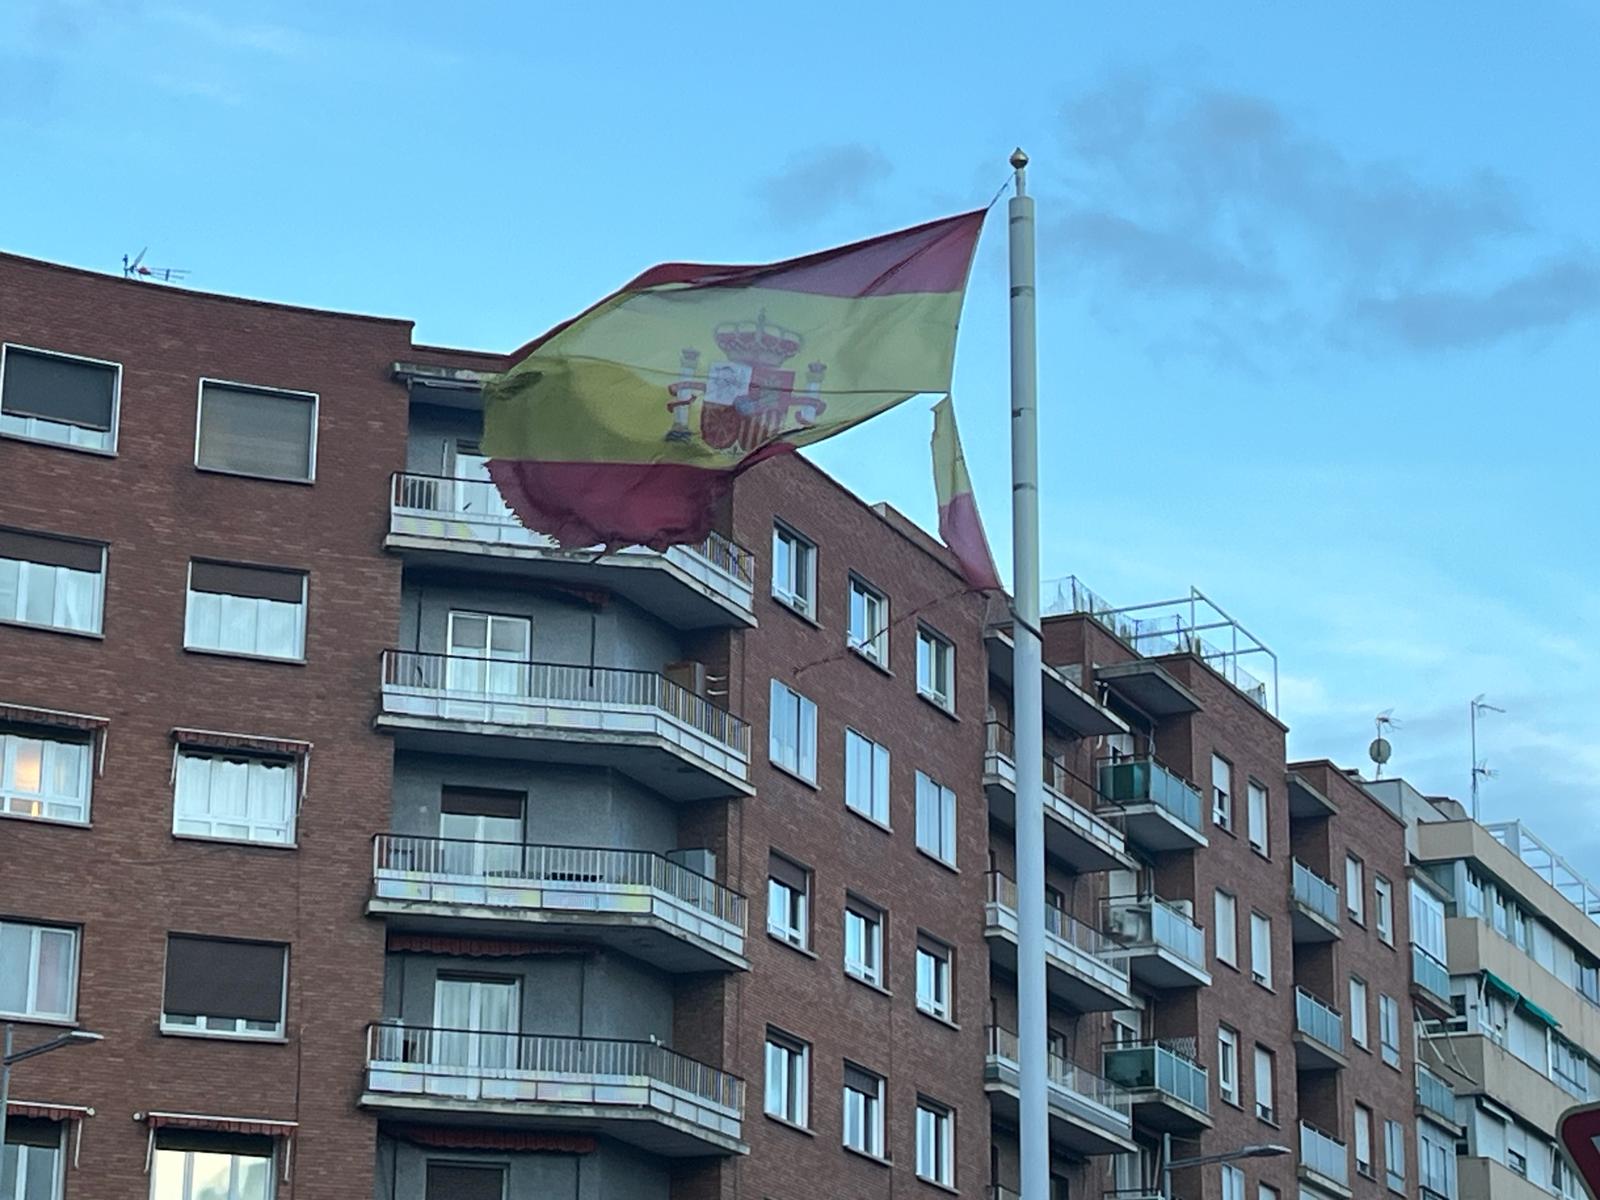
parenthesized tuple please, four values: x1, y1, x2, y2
(1, 1025, 104, 1160)
(1161, 1133, 1291, 1200)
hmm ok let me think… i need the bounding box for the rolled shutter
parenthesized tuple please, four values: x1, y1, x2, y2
(768, 853, 808, 891)
(441, 788, 525, 820)
(189, 561, 304, 603)
(0, 529, 104, 573)
(843, 1063, 881, 1095)
(164, 935, 286, 1023)
(2, 349, 116, 429)
(197, 383, 315, 480)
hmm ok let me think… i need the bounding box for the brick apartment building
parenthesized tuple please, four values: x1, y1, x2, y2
(2, 251, 1451, 1200)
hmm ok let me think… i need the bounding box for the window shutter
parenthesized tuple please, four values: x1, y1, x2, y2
(440, 788, 525, 820)
(768, 853, 808, 891)
(0, 529, 104, 572)
(426, 1164, 505, 1200)
(189, 561, 305, 603)
(2, 349, 116, 429)
(163, 935, 285, 1022)
(197, 383, 315, 479)
(843, 1063, 881, 1095)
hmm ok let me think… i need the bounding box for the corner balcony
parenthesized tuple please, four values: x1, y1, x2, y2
(985, 874, 1137, 1012)
(1101, 1041, 1211, 1134)
(1096, 757, 1207, 852)
(1293, 987, 1347, 1072)
(1290, 860, 1342, 943)
(1297, 1121, 1351, 1197)
(984, 722, 1134, 873)
(362, 1024, 744, 1157)
(1411, 944, 1453, 1016)
(388, 472, 756, 629)
(369, 835, 747, 972)
(986, 1026, 1135, 1157)
(1102, 896, 1211, 989)
(377, 651, 751, 801)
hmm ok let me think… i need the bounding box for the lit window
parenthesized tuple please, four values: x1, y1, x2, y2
(768, 679, 818, 783)
(174, 750, 296, 846)
(1211, 753, 1232, 830)
(771, 523, 816, 617)
(767, 854, 809, 949)
(844, 728, 890, 825)
(915, 771, 957, 866)
(0, 528, 105, 635)
(1247, 780, 1268, 853)
(916, 934, 953, 1020)
(844, 900, 883, 987)
(1375, 875, 1394, 944)
(842, 1063, 885, 1157)
(764, 1029, 809, 1126)
(161, 935, 287, 1039)
(152, 1140, 273, 1200)
(0, 343, 120, 453)
(917, 626, 955, 710)
(1250, 912, 1272, 988)
(195, 378, 317, 482)
(1217, 1026, 1239, 1104)
(848, 576, 889, 665)
(185, 561, 306, 660)
(0, 729, 91, 825)
(1214, 890, 1238, 966)
(915, 1098, 954, 1186)
(0, 920, 78, 1022)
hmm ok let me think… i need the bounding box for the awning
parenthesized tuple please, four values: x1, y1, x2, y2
(1481, 971, 1520, 1003)
(388, 933, 577, 958)
(1519, 997, 1561, 1030)
(6, 1100, 94, 1121)
(0, 703, 110, 774)
(170, 728, 313, 801)
(139, 1112, 298, 1180)
(395, 1126, 596, 1154)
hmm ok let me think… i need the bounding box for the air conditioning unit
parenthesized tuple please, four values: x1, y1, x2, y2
(1170, 898, 1195, 919)
(1108, 904, 1143, 940)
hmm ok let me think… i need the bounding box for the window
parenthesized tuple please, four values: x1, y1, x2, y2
(1247, 780, 1268, 853)
(161, 935, 287, 1038)
(2, 1117, 63, 1200)
(844, 729, 890, 825)
(185, 561, 306, 660)
(1507, 1148, 1527, 1177)
(848, 576, 888, 664)
(1221, 1164, 1245, 1200)
(1, 729, 91, 824)
(0, 343, 119, 453)
(1375, 875, 1394, 944)
(426, 1163, 506, 1200)
(152, 1141, 273, 1200)
(768, 679, 818, 783)
(0, 920, 78, 1021)
(915, 771, 957, 865)
(842, 1063, 885, 1157)
(767, 854, 810, 949)
(915, 1098, 954, 1186)
(1249, 912, 1272, 987)
(844, 899, 883, 987)
(1354, 1104, 1373, 1176)
(1259, 1187, 1279, 1200)
(1346, 855, 1365, 922)
(1253, 1045, 1276, 1122)
(0, 528, 105, 635)
(1211, 753, 1232, 830)
(1384, 1119, 1406, 1192)
(764, 1029, 809, 1127)
(195, 378, 317, 482)
(1378, 994, 1400, 1067)
(445, 611, 530, 695)
(1350, 977, 1369, 1047)
(917, 626, 955, 710)
(1214, 890, 1238, 966)
(916, 934, 953, 1020)
(174, 750, 296, 846)
(771, 523, 816, 617)
(1217, 1026, 1240, 1105)
(1420, 1121, 1456, 1198)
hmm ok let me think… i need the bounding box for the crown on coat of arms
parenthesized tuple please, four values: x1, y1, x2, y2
(714, 309, 803, 366)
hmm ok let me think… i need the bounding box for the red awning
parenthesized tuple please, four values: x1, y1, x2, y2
(388, 933, 576, 958)
(141, 1111, 298, 1137)
(170, 728, 312, 758)
(397, 1126, 596, 1154)
(7, 1101, 93, 1121)
(0, 703, 108, 732)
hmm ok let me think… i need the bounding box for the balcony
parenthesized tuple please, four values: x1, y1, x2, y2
(986, 874, 1136, 1012)
(369, 835, 747, 973)
(988, 1189, 1022, 1200)
(984, 723, 1133, 873)
(986, 1027, 1135, 1156)
(1097, 757, 1207, 852)
(1102, 896, 1211, 989)
(1297, 1122, 1350, 1197)
(984, 629, 1129, 738)
(1290, 860, 1342, 943)
(1411, 944, 1452, 1014)
(1415, 1063, 1459, 1129)
(362, 1023, 744, 1156)
(387, 472, 756, 628)
(1101, 1041, 1211, 1134)
(377, 650, 751, 801)
(1292, 988, 1347, 1072)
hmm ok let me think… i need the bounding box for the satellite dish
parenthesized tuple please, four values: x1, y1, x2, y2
(1369, 737, 1392, 765)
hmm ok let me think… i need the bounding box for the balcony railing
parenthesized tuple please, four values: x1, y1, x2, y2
(380, 650, 750, 757)
(1101, 1041, 1209, 1114)
(391, 471, 755, 586)
(989, 873, 1130, 981)
(1103, 895, 1206, 969)
(372, 834, 747, 929)
(986, 721, 1126, 854)
(367, 1022, 743, 1112)
(1415, 1063, 1457, 1125)
(1412, 944, 1451, 1001)
(1292, 860, 1341, 924)
(1097, 757, 1203, 833)
(989, 1026, 1132, 1120)
(1299, 1121, 1349, 1187)
(1295, 987, 1345, 1053)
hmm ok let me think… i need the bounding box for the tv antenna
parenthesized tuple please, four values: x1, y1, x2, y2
(1369, 709, 1398, 779)
(122, 248, 190, 283)
(1470, 693, 1506, 821)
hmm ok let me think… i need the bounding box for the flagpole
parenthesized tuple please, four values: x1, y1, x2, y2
(1009, 147, 1049, 1199)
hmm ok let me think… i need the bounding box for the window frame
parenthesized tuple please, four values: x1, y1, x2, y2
(1253, 1044, 1276, 1123)
(1354, 1103, 1374, 1177)
(193, 376, 320, 484)
(159, 935, 289, 1041)
(914, 770, 958, 867)
(847, 574, 890, 666)
(1221, 1163, 1245, 1200)
(172, 748, 298, 848)
(1378, 993, 1401, 1067)
(843, 727, 890, 827)
(1217, 1025, 1240, 1105)
(770, 521, 816, 619)
(1346, 854, 1366, 923)
(915, 1097, 955, 1186)
(842, 1063, 886, 1158)
(916, 625, 956, 711)
(1211, 753, 1232, 831)
(1350, 976, 1370, 1047)
(766, 856, 810, 950)
(1214, 889, 1238, 966)
(0, 341, 122, 456)
(1374, 875, 1394, 944)
(916, 934, 953, 1021)
(0, 919, 80, 1022)
(0, 531, 107, 637)
(1249, 910, 1272, 988)
(763, 1029, 810, 1128)
(843, 898, 884, 988)
(1246, 779, 1269, 854)
(768, 678, 818, 784)
(151, 1143, 275, 1200)
(0, 728, 93, 826)
(183, 560, 308, 663)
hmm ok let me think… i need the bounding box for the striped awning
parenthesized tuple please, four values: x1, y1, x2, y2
(140, 1111, 298, 1137)
(7, 1100, 93, 1121)
(171, 728, 312, 758)
(388, 933, 576, 958)
(0, 703, 108, 732)
(396, 1126, 596, 1154)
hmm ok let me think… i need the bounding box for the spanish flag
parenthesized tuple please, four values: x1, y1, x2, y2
(484, 210, 986, 549)
(932, 395, 1003, 592)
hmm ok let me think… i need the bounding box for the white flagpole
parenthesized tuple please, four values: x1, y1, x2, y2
(1009, 147, 1049, 1198)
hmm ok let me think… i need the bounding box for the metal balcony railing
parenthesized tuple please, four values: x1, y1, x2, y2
(1097, 756, 1203, 833)
(1292, 860, 1341, 924)
(1415, 1063, 1456, 1124)
(1299, 1121, 1349, 1186)
(1101, 1041, 1209, 1113)
(1294, 987, 1345, 1053)
(986, 721, 1126, 851)
(366, 1023, 744, 1112)
(988, 1027, 1131, 1119)
(988, 874, 1130, 984)
(380, 649, 750, 756)
(1103, 895, 1206, 968)
(372, 834, 747, 929)
(1412, 944, 1451, 1000)
(391, 472, 755, 585)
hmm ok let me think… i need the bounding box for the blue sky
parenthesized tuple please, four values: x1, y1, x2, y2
(5, 2, 1598, 872)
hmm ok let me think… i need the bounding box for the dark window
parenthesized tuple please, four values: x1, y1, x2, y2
(189, 561, 305, 603)
(196, 381, 317, 481)
(1, 346, 117, 431)
(163, 935, 286, 1025)
(426, 1163, 505, 1200)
